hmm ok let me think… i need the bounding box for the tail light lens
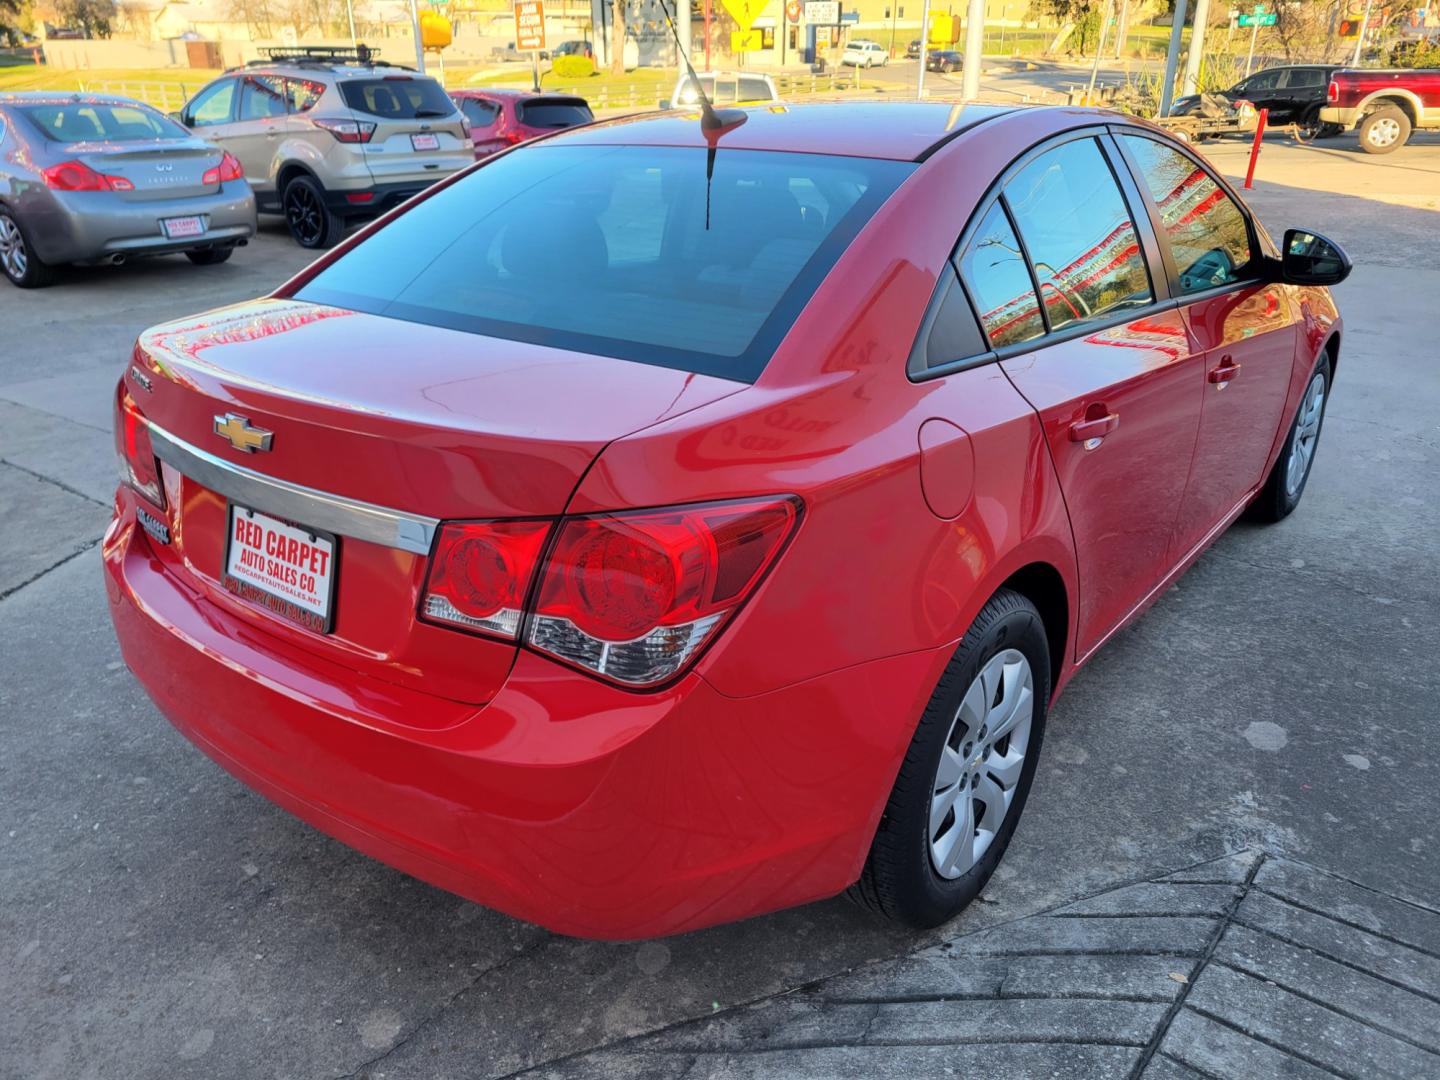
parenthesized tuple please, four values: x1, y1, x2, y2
(528, 498, 799, 687)
(1327, 80, 1339, 103)
(202, 150, 243, 185)
(114, 385, 165, 509)
(42, 159, 133, 192)
(314, 118, 377, 144)
(421, 520, 551, 638)
(502, 128, 525, 146)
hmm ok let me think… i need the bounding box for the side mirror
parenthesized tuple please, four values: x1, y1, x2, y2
(1281, 228, 1352, 286)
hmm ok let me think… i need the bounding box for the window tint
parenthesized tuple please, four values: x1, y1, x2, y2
(339, 77, 455, 119)
(188, 79, 236, 126)
(1121, 134, 1253, 294)
(1241, 69, 1281, 92)
(957, 201, 1044, 348)
(459, 98, 501, 128)
(923, 268, 988, 368)
(289, 79, 325, 113)
(517, 100, 593, 128)
(1004, 137, 1152, 333)
(738, 76, 773, 101)
(20, 102, 186, 142)
(239, 75, 288, 121)
(296, 146, 912, 382)
(1285, 68, 1325, 88)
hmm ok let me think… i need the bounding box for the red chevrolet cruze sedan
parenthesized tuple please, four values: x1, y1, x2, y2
(105, 103, 1349, 938)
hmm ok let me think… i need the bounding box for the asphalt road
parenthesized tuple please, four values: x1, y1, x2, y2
(2, 138, 1438, 1079)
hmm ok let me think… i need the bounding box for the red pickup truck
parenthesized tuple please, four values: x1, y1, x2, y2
(1321, 68, 1440, 153)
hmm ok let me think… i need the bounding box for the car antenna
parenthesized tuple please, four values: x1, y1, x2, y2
(654, 0, 747, 229)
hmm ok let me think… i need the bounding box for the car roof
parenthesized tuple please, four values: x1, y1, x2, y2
(240, 61, 424, 80)
(452, 88, 582, 100)
(548, 101, 1017, 161)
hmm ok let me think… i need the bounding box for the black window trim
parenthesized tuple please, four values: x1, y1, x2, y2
(1106, 123, 1273, 306)
(910, 124, 1173, 382)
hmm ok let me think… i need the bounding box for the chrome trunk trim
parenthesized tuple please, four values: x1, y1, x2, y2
(146, 421, 439, 555)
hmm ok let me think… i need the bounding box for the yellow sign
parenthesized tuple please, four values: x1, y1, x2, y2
(731, 28, 763, 51)
(928, 13, 960, 44)
(719, 0, 765, 30)
(419, 11, 452, 49)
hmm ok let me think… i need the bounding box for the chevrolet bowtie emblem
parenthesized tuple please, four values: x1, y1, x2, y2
(213, 413, 273, 453)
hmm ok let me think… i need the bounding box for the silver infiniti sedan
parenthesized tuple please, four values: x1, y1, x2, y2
(0, 92, 257, 287)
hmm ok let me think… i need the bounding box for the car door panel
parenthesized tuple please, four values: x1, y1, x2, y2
(224, 75, 290, 194)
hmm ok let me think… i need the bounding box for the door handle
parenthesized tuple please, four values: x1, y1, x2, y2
(1069, 411, 1119, 449)
(1208, 356, 1242, 388)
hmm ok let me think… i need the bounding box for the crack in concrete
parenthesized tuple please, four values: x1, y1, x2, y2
(1, 456, 110, 508)
(0, 538, 101, 602)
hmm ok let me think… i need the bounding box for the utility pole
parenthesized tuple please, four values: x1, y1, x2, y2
(345, 0, 357, 49)
(1085, 0, 1112, 101)
(409, 0, 426, 72)
(1158, 0, 1187, 116)
(1180, 0, 1211, 96)
(916, 0, 932, 98)
(960, 0, 983, 100)
(1351, 0, 1373, 66)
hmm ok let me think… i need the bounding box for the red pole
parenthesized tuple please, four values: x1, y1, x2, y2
(1244, 107, 1268, 190)
(704, 0, 712, 70)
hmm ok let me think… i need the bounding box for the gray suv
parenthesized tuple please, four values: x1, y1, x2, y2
(176, 46, 471, 248)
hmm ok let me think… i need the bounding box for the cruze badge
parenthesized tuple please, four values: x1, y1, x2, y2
(214, 413, 273, 453)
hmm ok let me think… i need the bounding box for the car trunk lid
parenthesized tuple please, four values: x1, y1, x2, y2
(72, 139, 221, 201)
(129, 298, 743, 706)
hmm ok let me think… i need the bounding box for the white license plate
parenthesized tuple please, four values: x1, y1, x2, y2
(161, 215, 205, 239)
(410, 133, 440, 151)
(223, 505, 336, 633)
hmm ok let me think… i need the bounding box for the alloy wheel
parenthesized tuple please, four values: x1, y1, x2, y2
(1285, 370, 1326, 497)
(929, 648, 1034, 880)
(285, 184, 323, 247)
(0, 215, 28, 281)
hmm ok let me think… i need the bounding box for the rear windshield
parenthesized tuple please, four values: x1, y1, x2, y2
(20, 102, 186, 143)
(296, 144, 912, 381)
(339, 77, 455, 119)
(517, 99, 593, 128)
(677, 75, 774, 105)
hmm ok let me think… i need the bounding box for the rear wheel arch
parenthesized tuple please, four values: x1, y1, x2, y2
(276, 161, 321, 195)
(1364, 93, 1419, 126)
(994, 562, 1069, 695)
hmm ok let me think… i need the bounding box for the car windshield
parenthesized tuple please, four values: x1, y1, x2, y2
(297, 144, 912, 381)
(339, 76, 455, 118)
(19, 102, 187, 142)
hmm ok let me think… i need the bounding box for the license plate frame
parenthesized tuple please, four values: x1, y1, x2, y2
(161, 215, 206, 240)
(222, 503, 339, 634)
(410, 132, 440, 152)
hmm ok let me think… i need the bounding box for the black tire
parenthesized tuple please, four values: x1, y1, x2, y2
(283, 174, 344, 249)
(0, 207, 58, 288)
(185, 246, 233, 266)
(849, 588, 1050, 929)
(1358, 105, 1410, 155)
(1248, 353, 1332, 523)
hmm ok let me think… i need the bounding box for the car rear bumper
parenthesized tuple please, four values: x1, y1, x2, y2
(322, 179, 440, 218)
(30, 182, 257, 265)
(103, 492, 940, 939)
(1319, 106, 1359, 127)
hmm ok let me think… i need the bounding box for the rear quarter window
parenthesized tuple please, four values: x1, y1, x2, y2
(296, 145, 912, 382)
(340, 77, 456, 119)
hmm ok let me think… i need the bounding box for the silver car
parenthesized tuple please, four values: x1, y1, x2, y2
(0, 92, 257, 288)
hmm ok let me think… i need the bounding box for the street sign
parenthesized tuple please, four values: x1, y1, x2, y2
(513, 0, 546, 51)
(731, 28, 764, 50)
(719, 0, 766, 30)
(1237, 12, 1277, 25)
(803, 1, 840, 24)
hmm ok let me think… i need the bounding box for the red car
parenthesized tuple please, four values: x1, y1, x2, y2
(105, 104, 1349, 939)
(449, 88, 594, 159)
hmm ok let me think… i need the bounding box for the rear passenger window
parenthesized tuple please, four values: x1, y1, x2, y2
(957, 201, 1044, 348)
(460, 99, 501, 129)
(239, 75, 288, 120)
(1004, 137, 1152, 333)
(1120, 134, 1253, 294)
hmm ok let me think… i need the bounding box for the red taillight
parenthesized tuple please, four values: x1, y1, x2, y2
(1327, 80, 1339, 103)
(42, 159, 132, 192)
(528, 498, 799, 686)
(114, 383, 164, 509)
(202, 150, 243, 185)
(314, 118, 377, 144)
(502, 128, 525, 146)
(420, 520, 552, 638)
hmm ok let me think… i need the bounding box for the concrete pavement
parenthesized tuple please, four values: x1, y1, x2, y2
(2, 136, 1438, 1079)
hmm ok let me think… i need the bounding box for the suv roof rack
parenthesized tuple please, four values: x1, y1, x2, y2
(249, 44, 412, 70)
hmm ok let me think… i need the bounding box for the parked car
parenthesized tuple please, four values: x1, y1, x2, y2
(552, 39, 594, 60)
(108, 102, 1348, 939)
(0, 92, 255, 288)
(842, 39, 889, 67)
(450, 89, 593, 159)
(927, 49, 962, 73)
(1321, 67, 1440, 154)
(907, 38, 923, 59)
(174, 46, 470, 248)
(1171, 64, 1343, 138)
(491, 42, 550, 62)
(665, 71, 779, 109)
